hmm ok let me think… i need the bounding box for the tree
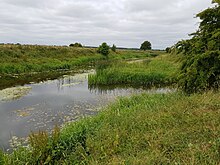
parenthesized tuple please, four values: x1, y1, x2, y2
(140, 41, 152, 50)
(97, 42, 110, 57)
(69, 43, 82, 47)
(111, 44, 116, 52)
(176, 0, 220, 94)
(165, 47, 171, 53)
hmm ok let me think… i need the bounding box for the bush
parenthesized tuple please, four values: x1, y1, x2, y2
(97, 42, 110, 57)
(178, 51, 220, 93)
(165, 47, 171, 53)
(111, 44, 116, 52)
(176, 1, 220, 93)
(69, 43, 83, 47)
(140, 41, 151, 50)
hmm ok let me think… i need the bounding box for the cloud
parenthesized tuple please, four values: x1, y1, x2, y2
(0, 0, 213, 49)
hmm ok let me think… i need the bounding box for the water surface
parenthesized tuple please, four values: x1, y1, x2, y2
(0, 70, 173, 151)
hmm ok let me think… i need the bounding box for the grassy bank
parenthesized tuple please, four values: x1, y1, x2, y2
(0, 44, 101, 75)
(2, 91, 220, 164)
(0, 44, 156, 89)
(0, 44, 153, 75)
(89, 54, 180, 88)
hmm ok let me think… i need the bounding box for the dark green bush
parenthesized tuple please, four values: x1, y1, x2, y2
(176, 1, 220, 93)
(69, 43, 83, 47)
(179, 51, 220, 93)
(111, 44, 116, 52)
(97, 42, 110, 57)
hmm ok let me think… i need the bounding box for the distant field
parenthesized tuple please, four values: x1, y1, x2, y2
(0, 44, 156, 75)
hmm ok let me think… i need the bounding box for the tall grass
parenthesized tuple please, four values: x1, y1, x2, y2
(3, 91, 220, 164)
(89, 54, 180, 88)
(0, 45, 103, 75)
(109, 49, 160, 60)
(0, 150, 4, 165)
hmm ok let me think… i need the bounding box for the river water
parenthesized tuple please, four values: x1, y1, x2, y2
(0, 70, 172, 151)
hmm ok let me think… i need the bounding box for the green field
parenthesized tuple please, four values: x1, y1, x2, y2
(0, 44, 153, 75)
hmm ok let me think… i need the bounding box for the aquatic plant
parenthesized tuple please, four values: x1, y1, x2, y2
(88, 54, 179, 88)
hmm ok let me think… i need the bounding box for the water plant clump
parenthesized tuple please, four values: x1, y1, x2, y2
(88, 54, 179, 88)
(0, 86, 32, 101)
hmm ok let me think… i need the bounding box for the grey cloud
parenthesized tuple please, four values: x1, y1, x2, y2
(124, 0, 177, 12)
(5, 0, 56, 9)
(0, 0, 213, 49)
(56, 3, 98, 19)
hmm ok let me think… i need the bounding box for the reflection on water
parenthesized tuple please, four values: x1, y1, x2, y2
(0, 70, 173, 151)
(89, 84, 174, 95)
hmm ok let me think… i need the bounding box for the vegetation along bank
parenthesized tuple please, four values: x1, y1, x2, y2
(0, 0, 220, 164)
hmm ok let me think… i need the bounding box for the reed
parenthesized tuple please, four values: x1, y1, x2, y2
(89, 54, 179, 88)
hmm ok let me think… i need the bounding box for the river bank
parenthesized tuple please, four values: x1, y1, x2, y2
(0, 44, 155, 76)
(2, 91, 220, 164)
(0, 44, 160, 90)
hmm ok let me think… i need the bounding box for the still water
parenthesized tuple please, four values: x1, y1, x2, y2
(0, 70, 171, 151)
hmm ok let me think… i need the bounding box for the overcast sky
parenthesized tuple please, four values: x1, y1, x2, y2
(0, 0, 213, 49)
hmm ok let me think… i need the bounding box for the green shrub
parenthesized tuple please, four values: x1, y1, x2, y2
(140, 41, 152, 50)
(178, 51, 220, 93)
(97, 42, 110, 57)
(111, 44, 116, 52)
(176, 1, 220, 93)
(69, 43, 83, 47)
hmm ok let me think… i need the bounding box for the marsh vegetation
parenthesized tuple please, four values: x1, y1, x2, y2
(88, 54, 179, 88)
(0, 1, 220, 164)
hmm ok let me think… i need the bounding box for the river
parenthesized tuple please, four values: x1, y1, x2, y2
(0, 70, 172, 151)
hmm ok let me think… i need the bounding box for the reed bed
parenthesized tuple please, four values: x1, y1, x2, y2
(89, 54, 180, 88)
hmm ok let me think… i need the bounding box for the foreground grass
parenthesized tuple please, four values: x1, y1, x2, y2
(0, 44, 153, 75)
(89, 54, 180, 87)
(2, 91, 220, 164)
